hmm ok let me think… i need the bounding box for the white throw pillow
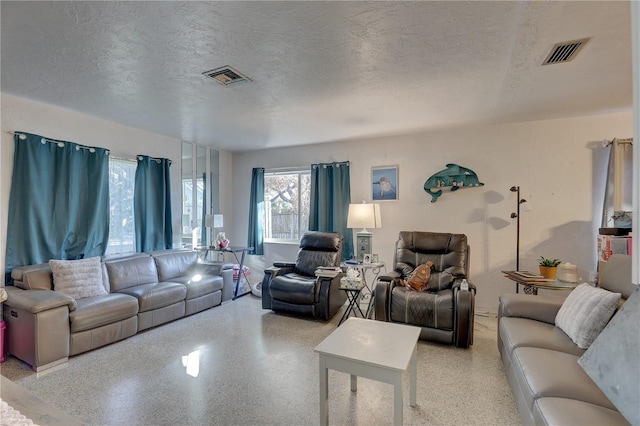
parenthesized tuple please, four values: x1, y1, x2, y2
(49, 256, 107, 299)
(555, 283, 621, 349)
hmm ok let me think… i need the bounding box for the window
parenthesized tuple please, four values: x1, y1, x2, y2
(264, 170, 310, 242)
(106, 157, 136, 255)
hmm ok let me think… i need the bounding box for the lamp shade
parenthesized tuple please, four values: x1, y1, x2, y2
(347, 203, 382, 230)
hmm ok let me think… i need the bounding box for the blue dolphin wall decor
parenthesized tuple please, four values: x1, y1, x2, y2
(423, 163, 484, 203)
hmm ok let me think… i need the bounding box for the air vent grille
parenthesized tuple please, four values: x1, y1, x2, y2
(542, 38, 590, 65)
(202, 66, 252, 86)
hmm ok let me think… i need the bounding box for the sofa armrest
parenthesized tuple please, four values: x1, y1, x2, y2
(498, 293, 565, 325)
(273, 261, 296, 269)
(4, 287, 77, 313)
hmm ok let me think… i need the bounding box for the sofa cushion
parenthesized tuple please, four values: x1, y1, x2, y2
(168, 274, 224, 300)
(117, 282, 187, 312)
(555, 283, 620, 349)
(270, 273, 318, 304)
(152, 251, 199, 281)
(104, 255, 157, 292)
(49, 257, 107, 299)
(390, 286, 453, 330)
(499, 317, 585, 359)
(511, 347, 616, 411)
(533, 397, 630, 426)
(69, 293, 139, 333)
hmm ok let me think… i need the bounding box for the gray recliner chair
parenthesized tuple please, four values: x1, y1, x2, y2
(262, 231, 347, 321)
(374, 231, 476, 348)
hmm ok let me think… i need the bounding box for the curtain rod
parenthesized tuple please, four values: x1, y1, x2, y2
(266, 165, 309, 173)
(5, 131, 149, 161)
(603, 137, 633, 147)
(6, 131, 108, 154)
(311, 160, 351, 169)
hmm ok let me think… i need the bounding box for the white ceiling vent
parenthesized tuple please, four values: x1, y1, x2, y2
(202, 66, 252, 86)
(542, 38, 590, 65)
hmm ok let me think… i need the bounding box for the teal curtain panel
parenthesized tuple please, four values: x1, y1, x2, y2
(134, 155, 173, 252)
(309, 161, 353, 260)
(5, 132, 110, 280)
(248, 167, 265, 255)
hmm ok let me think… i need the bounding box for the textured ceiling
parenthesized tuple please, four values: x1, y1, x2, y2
(0, 1, 632, 152)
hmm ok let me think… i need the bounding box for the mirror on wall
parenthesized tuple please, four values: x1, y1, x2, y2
(181, 142, 220, 248)
(181, 142, 193, 248)
(196, 145, 207, 245)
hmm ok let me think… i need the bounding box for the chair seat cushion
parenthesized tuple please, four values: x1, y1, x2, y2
(390, 286, 453, 330)
(70, 293, 139, 333)
(168, 274, 223, 300)
(270, 273, 317, 305)
(117, 282, 187, 312)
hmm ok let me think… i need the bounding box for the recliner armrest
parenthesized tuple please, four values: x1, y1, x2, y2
(452, 278, 477, 294)
(262, 265, 293, 309)
(315, 273, 346, 321)
(374, 278, 400, 321)
(4, 286, 77, 313)
(453, 281, 476, 348)
(377, 270, 401, 283)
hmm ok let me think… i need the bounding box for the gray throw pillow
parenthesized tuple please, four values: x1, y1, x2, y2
(555, 283, 621, 349)
(49, 256, 107, 300)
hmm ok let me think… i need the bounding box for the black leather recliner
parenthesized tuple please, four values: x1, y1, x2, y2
(262, 231, 347, 321)
(374, 231, 476, 348)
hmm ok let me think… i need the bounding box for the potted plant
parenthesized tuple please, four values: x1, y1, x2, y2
(538, 256, 561, 279)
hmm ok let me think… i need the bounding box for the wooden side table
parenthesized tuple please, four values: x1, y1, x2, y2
(502, 271, 578, 295)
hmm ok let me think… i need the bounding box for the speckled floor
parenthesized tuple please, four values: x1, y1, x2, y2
(1, 296, 521, 425)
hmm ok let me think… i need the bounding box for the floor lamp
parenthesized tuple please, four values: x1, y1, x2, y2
(510, 186, 528, 271)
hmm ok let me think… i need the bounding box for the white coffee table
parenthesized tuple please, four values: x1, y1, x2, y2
(314, 318, 421, 426)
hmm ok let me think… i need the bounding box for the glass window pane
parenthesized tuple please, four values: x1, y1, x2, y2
(106, 157, 136, 255)
(264, 170, 310, 241)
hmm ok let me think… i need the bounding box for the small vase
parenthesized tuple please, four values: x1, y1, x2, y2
(539, 266, 558, 280)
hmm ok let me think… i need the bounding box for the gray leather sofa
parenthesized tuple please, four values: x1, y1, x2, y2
(3, 250, 233, 371)
(498, 254, 635, 425)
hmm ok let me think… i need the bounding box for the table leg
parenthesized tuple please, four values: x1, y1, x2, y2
(353, 294, 366, 318)
(393, 374, 403, 426)
(233, 249, 250, 300)
(319, 355, 328, 426)
(409, 343, 417, 407)
(350, 374, 357, 392)
(338, 292, 355, 326)
(365, 289, 375, 319)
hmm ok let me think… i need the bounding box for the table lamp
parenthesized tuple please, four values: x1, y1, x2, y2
(347, 202, 382, 262)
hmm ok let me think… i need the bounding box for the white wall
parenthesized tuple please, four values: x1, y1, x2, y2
(0, 92, 634, 312)
(1, 94, 193, 276)
(232, 112, 633, 314)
